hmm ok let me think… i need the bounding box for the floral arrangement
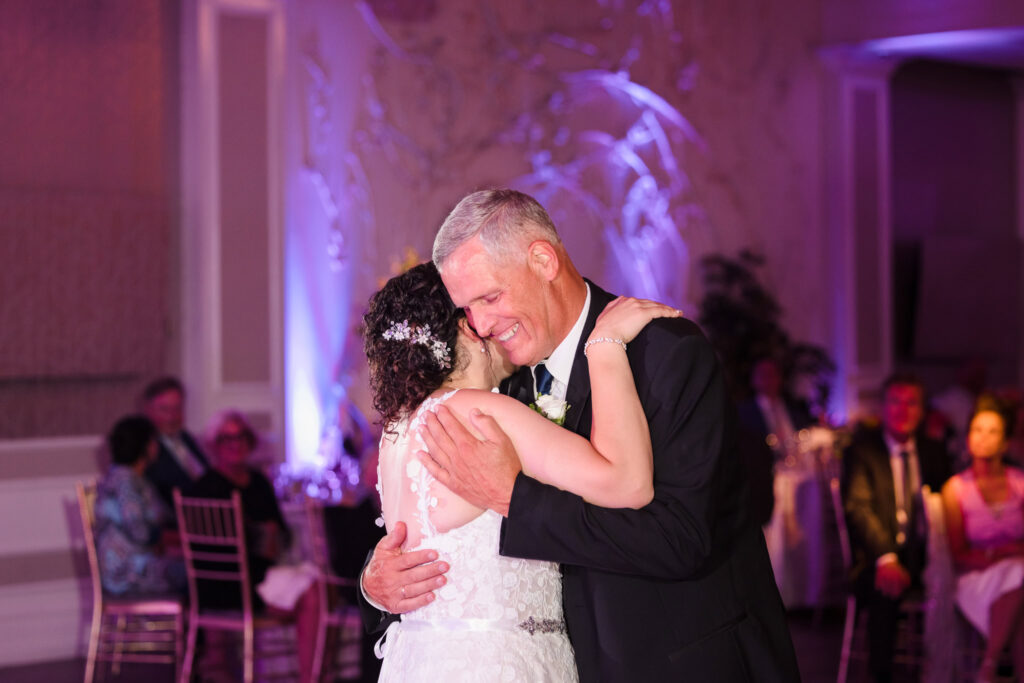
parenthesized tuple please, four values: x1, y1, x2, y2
(698, 250, 835, 419)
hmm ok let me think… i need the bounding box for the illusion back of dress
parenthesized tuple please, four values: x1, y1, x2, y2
(376, 390, 576, 682)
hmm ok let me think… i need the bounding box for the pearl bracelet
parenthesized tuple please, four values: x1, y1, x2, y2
(583, 337, 627, 356)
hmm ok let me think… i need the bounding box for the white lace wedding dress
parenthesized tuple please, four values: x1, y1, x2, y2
(376, 390, 577, 682)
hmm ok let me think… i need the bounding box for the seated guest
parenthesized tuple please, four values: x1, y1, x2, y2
(193, 410, 320, 683)
(933, 358, 989, 468)
(842, 371, 952, 683)
(95, 415, 186, 595)
(143, 376, 209, 507)
(942, 399, 1024, 683)
(736, 356, 815, 526)
(327, 419, 386, 683)
(736, 356, 816, 456)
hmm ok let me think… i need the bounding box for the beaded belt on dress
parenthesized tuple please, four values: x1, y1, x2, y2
(399, 616, 566, 635)
(375, 616, 566, 658)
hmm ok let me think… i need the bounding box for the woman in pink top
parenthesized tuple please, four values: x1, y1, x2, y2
(942, 400, 1024, 681)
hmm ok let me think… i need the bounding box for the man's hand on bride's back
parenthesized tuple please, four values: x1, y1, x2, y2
(363, 521, 449, 614)
(590, 296, 682, 344)
(418, 406, 520, 517)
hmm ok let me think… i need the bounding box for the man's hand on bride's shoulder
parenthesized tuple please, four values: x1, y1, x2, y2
(590, 296, 683, 346)
(363, 521, 449, 614)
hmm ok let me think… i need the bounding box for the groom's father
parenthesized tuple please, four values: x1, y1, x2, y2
(363, 189, 799, 681)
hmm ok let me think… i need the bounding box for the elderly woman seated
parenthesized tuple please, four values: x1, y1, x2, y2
(95, 415, 186, 595)
(942, 398, 1024, 682)
(193, 409, 321, 683)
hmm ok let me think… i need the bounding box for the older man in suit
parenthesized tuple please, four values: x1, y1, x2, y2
(142, 376, 209, 507)
(360, 189, 799, 681)
(842, 371, 952, 682)
(736, 356, 817, 526)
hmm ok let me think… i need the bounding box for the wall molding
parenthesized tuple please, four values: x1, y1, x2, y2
(181, 0, 286, 441)
(0, 436, 101, 481)
(0, 578, 89, 667)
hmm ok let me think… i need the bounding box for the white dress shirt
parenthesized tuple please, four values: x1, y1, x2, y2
(755, 394, 797, 451)
(531, 283, 591, 402)
(877, 435, 922, 566)
(160, 433, 205, 480)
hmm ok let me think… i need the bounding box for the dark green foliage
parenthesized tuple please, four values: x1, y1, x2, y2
(698, 250, 835, 416)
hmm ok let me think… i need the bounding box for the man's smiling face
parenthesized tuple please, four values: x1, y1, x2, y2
(440, 234, 559, 367)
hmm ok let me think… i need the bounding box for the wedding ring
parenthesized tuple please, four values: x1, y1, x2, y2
(401, 585, 406, 599)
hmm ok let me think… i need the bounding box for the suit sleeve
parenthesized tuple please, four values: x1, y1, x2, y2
(843, 449, 896, 560)
(355, 551, 399, 635)
(500, 332, 731, 580)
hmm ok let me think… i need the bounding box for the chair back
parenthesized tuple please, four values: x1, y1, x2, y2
(76, 481, 103, 607)
(304, 498, 358, 609)
(304, 497, 332, 575)
(303, 498, 360, 682)
(829, 477, 854, 574)
(173, 490, 253, 618)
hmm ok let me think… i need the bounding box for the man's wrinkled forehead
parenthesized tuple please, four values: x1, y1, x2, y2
(441, 245, 514, 305)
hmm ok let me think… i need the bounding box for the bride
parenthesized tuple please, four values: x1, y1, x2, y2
(362, 261, 679, 681)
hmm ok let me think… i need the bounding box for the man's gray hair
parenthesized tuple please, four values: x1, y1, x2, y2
(432, 189, 561, 271)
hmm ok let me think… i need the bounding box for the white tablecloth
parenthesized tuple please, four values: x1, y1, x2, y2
(764, 463, 827, 607)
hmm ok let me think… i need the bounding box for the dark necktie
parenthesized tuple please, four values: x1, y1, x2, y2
(535, 363, 554, 396)
(896, 450, 912, 545)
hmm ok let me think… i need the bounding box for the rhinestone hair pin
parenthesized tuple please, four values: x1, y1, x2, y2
(382, 319, 452, 370)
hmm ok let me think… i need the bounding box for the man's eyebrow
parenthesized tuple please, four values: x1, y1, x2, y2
(466, 288, 501, 305)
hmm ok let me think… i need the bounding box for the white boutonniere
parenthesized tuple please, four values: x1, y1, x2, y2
(531, 394, 570, 426)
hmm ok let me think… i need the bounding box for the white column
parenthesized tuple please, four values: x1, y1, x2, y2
(820, 49, 900, 418)
(1013, 77, 1024, 386)
(180, 0, 287, 448)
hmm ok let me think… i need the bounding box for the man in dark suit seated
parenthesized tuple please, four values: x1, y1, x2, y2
(142, 376, 209, 508)
(737, 356, 816, 455)
(736, 356, 817, 526)
(842, 371, 953, 682)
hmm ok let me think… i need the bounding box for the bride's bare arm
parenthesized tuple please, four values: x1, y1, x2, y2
(447, 298, 680, 509)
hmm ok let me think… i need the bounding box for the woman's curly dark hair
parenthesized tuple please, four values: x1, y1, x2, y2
(108, 414, 157, 466)
(363, 262, 466, 429)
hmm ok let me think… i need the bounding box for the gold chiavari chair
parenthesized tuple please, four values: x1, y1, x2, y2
(174, 489, 295, 683)
(77, 481, 183, 682)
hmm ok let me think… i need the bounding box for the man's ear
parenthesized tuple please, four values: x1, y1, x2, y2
(526, 240, 559, 282)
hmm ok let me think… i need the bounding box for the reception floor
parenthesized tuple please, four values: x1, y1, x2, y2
(0, 608, 845, 682)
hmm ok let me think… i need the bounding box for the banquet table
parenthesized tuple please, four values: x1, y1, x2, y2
(762, 430, 841, 608)
(279, 494, 385, 682)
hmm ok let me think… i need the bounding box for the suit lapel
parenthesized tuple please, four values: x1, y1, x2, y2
(870, 434, 905, 541)
(182, 430, 208, 465)
(562, 282, 616, 435)
(502, 365, 535, 405)
(499, 280, 616, 434)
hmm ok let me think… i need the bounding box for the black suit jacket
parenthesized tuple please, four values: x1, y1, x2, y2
(500, 283, 799, 682)
(145, 430, 209, 509)
(841, 425, 952, 593)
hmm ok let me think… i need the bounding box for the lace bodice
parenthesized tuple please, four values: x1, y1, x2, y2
(377, 390, 564, 625)
(375, 390, 575, 681)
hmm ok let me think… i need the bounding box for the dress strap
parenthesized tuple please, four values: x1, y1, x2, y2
(407, 390, 461, 540)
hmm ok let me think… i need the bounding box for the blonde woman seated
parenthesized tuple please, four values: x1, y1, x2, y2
(942, 400, 1024, 681)
(193, 410, 320, 683)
